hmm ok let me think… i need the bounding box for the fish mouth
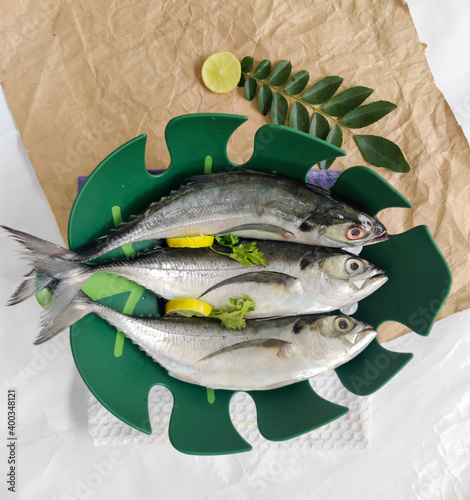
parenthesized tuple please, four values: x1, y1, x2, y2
(353, 270, 387, 291)
(347, 323, 377, 355)
(349, 325, 377, 346)
(345, 324, 376, 344)
(370, 222, 389, 243)
(365, 231, 388, 245)
(367, 272, 388, 286)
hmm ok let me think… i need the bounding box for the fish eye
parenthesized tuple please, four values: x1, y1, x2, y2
(346, 226, 365, 240)
(346, 258, 364, 275)
(334, 316, 353, 333)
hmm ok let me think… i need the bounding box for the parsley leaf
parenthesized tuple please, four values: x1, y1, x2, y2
(209, 295, 256, 330)
(211, 234, 268, 267)
(215, 234, 240, 247)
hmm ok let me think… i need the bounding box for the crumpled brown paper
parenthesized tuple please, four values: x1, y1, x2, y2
(0, 0, 468, 342)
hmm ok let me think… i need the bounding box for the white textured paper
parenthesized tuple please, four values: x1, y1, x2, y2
(88, 370, 371, 449)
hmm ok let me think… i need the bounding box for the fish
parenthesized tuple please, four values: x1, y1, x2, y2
(2, 170, 388, 265)
(37, 291, 377, 391)
(3, 232, 387, 321)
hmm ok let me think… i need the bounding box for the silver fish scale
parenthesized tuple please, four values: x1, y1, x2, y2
(94, 303, 260, 363)
(95, 243, 305, 300)
(81, 299, 376, 391)
(76, 172, 337, 261)
(81, 240, 386, 316)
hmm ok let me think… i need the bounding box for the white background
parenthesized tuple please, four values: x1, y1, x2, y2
(0, 1, 469, 498)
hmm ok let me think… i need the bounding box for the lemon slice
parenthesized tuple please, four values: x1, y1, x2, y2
(166, 235, 215, 248)
(165, 298, 213, 317)
(201, 52, 241, 93)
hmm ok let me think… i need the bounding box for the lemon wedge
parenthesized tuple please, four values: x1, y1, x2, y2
(201, 52, 241, 93)
(166, 235, 215, 248)
(165, 298, 214, 318)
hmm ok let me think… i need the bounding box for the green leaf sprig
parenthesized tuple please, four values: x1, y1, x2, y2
(209, 295, 256, 330)
(211, 234, 268, 267)
(238, 56, 409, 173)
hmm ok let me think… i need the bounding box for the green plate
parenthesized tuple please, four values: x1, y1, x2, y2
(65, 113, 451, 455)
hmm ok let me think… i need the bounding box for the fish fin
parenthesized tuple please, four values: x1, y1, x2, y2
(200, 272, 299, 299)
(341, 245, 363, 256)
(184, 169, 259, 186)
(340, 302, 358, 315)
(37, 267, 90, 331)
(185, 169, 295, 186)
(186, 169, 331, 194)
(304, 182, 331, 196)
(198, 339, 295, 362)
(216, 223, 295, 240)
(35, 291, 93, 344)
(1, 226, 78, 260)
(6, 273, 54, 306)
(2, 225, 90, 312)
(140, 173, 223, 212)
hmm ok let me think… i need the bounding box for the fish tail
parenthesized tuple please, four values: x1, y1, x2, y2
(7, 272, 55, 306)
(36, 291, 94, 344)
(3, 225, 91, 309)
(2, 225, 80, 261)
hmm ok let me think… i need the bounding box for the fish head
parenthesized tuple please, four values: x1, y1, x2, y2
(299, 205, 388, 248)
(293, 314, 377, 368)
(299, 249, 388, 305)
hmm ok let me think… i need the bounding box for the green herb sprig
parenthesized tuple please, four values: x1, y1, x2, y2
(238, 56, 409, 173)
(211, 234, 268, 267)
(210, 295, 256, 330)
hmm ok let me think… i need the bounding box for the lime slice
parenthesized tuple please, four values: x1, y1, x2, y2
(165, 298, 214, 317)
(201, 52, 241, 93)
(166, 235, 215, 248)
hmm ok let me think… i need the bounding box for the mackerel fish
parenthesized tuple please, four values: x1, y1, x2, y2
(4, 235, 387, 322)
(5, 170, 388, 264)
(37, 291, 377, 391)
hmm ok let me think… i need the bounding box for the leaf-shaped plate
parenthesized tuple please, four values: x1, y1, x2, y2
(67, 113, 451, 455)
